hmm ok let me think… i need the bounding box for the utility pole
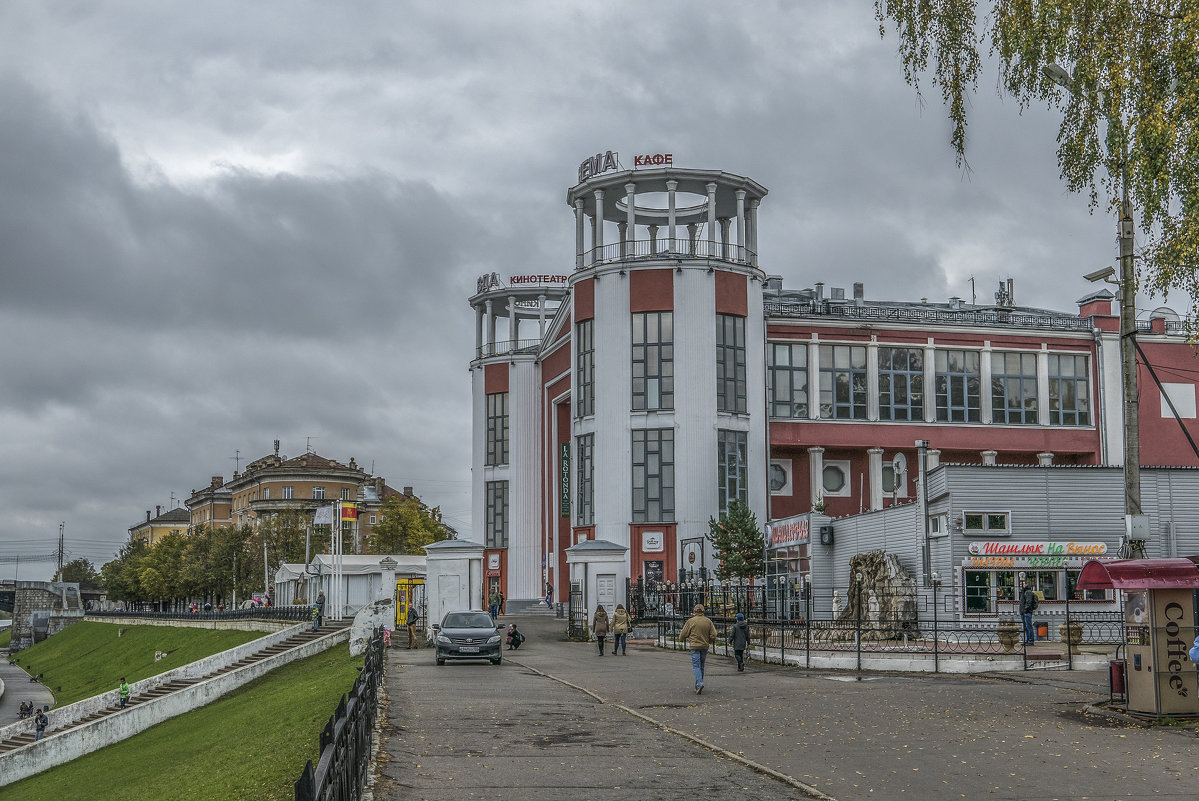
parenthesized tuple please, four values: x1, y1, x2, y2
(56, 522, 65, 579)
(1118, 185, 1141, 520)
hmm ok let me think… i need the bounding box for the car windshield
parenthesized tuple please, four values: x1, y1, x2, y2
(442, 612, 495, 629)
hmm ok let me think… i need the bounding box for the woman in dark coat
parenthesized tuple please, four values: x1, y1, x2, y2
(731, 612, 750, 671)
(591, 605, 610, 656)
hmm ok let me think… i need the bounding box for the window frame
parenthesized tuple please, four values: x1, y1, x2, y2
(486, 391, 510, 466)
(576, 433, 595, 526)
(991, 351, 1039, 424)
(768, 342, 809, 419)
(631, 311, 674, 411)
(485, 480, 509, 548)
(935, 349, 982, 422)
(716, 314, 747, 414)
(1047, 353, 1091, 426)
(717, 429, 748, 512)
(961, 510, 1011, 535)
(576, 319, 594, 418)
(878, 346, 925, 421)
(818, 344, 868, 420)
(632, 428, 675, 523)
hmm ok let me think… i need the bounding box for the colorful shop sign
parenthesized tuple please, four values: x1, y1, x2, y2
(766, 516, 809, 548)
(966, 540, 1109, 568)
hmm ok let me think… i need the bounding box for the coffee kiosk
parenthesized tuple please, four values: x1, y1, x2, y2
(1076, 558, 1199, 718)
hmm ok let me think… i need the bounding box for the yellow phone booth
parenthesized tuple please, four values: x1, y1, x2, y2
(1077, 558, 1199, 719)
(395, 577, 426, 628)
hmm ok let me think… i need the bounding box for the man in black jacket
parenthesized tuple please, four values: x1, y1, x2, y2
(1019, 580, 1038, 645)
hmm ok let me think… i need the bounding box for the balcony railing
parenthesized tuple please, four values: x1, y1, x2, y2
(765, 299, 1097, 332)
(582, 237, 755, 268)
(476, 338, 543, 359)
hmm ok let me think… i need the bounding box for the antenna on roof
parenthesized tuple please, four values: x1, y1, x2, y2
(306, 436, 317, 454)
(273, 439, 280, 457)
(229, 449, 241, 472)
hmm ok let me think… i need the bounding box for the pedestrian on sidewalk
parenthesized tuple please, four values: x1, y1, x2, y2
(545, 582, 554, 606)
(611, 604, 631, 655)
(507, 623, 525, 650)
(311, 602, 321, 631)
(316, 590, 326, 629)
(407, 606, 422, 649)
(499, 590, 506, 615)
(118, 677, 131, 708)
(731, 613, 750, 671)
(1019, 580, 1038, 645)
(382, 626, 392, 648)
(488, 589, 501, 620)
(679, 604, 718, 694)
(592, 604, 610, 656)
(34, 707, 48, 741)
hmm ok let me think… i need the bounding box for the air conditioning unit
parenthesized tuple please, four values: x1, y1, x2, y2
(819, 526, 834, 546)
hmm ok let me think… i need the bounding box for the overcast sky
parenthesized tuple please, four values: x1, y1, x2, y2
(1, 2, 1146, 582)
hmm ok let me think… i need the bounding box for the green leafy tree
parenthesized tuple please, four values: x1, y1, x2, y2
(54, 558, 100, 586)
(366, 495, 446, 554)
(875, 1, 1199, 319)
(705, 500, 766, 583)
(100, 539, 149, 601)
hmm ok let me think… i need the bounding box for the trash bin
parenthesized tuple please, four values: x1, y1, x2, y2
(1036, 621, 1049, 640)
(1109, 659, 1127, 702)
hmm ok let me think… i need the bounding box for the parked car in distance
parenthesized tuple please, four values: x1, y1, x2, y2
(433, 610, 503, 665)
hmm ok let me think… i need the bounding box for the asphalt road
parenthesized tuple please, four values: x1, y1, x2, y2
(0, 653, 55, 724)
(375, 615, 1198, 801)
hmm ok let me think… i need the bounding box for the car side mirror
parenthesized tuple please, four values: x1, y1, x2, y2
(431, 624, 440, 631)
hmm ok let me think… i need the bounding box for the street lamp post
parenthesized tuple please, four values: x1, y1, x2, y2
(1045, 63, 1143, 539)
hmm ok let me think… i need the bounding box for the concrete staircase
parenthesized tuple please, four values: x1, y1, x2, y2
(501, 599, 560, 617)
(0, 621, 349, 755)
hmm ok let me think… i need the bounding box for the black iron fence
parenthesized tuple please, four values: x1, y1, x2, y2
(634, 579, 1124, 671)
(567, 583, 586, 639)
(294, 627, 383, 801)
(88, 604, 312, 622)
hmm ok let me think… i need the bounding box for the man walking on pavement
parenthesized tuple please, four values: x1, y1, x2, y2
(679, 603, 718, 694)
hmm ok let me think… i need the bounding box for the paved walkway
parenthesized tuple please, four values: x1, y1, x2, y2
(0, 654, 55, 723)
(376, 615, 1198, 801)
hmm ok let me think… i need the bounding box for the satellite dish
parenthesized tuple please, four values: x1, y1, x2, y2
(1150, 306, 1180, 323)
(891, 453, 907, 475)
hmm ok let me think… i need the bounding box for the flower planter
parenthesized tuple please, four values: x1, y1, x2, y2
(997, 620, 1021, 653)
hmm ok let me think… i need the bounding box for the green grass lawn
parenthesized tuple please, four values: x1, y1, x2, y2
(8, 622, 267, 706)
(6, 647, 364, 801)
(0, 628, 10, 649)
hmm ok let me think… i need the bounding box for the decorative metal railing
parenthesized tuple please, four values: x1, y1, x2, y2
(89, 604, 311, 622)
(581, 237, 755, 268)
(475, 338, 544, 359)
(765, 300, 1098, 331)
(294, 627, 383, 801)
(631, 579, 1123, 672)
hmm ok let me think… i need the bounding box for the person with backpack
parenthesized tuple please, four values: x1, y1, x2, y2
(1019, 579, 1039, 645)
(731, 613, 751, 671)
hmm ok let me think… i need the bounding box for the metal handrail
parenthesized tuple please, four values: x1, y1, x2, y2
(475, 339, 544, 359)
(765, 300, 1099, 332)
(88, 605, 311, 622)
(294, 627, 383, 801)
(581, 237, 755, 268)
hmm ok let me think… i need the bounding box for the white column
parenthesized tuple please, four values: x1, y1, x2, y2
(617, 221, 628, 257)
(625, 182, 637, 258)
(508, 297, 517, 350)
(867, 341, 880, 421)
(706, 182, 717, 255)
(593, 189, 605, 256)
(808, 339, 821, 420)
(667, 180, 678, 248)
(981, 450, 998, 466)
(1037, 452, 1054, 466)
(808, 447, 825, 509)
(485, 299, 496, 355)
(923, 340, 936, 423)
(867, 447, 885, 511)
(574, 199, 586, 269)
(648, 224, 659, 254)
(735, 189, 746, 252)
(538, 293, 547, 337)
(687, 223, 698, 255)
(719, 218, 731, 260)
(748, 199, 761, 266)
(927, 449, 941, 469)
(980, 344, 993, 423)
(475, 306, 484, 355)
(1037, 346, 1051, 426)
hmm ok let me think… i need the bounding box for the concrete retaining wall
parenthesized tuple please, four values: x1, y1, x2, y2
(84, 615, 296, 633)
(0, 621, 301, 746)
(0, 624, 350, 787)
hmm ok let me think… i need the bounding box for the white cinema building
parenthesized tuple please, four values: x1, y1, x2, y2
(469, 154, 769, 606)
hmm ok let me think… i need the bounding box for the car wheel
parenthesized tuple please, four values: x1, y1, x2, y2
(436, 657, 445, 666)
(491, 657, 502, 666)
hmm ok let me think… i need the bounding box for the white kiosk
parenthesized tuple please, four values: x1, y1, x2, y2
(566, 539, 629, 629)
(423, 539, 485, 637)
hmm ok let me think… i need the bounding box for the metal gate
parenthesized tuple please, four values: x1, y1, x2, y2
(567, 581, 586, 639)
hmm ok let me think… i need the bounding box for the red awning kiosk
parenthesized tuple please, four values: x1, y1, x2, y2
(1077, 558, 1199, 717)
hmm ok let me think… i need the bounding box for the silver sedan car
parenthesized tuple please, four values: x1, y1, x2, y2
(433, 610, 504, 665)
